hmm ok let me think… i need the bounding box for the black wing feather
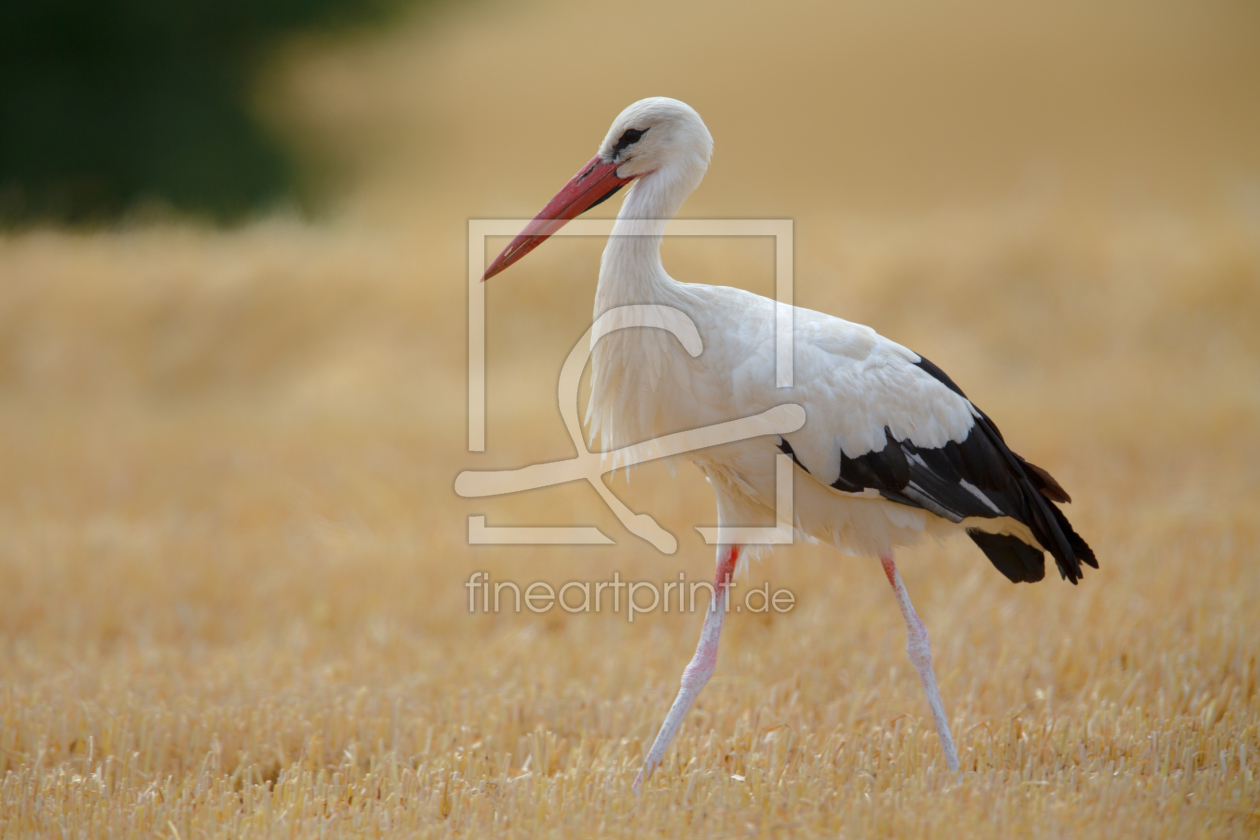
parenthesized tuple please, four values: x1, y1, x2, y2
(966, 530, 1046, 583)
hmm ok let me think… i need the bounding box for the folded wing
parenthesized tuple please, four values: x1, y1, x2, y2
(779, 320, 1096, 584)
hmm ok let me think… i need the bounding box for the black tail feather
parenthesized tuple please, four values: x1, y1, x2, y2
(1049, 502, 1098, 569)
(1016, 454, 1071, 503)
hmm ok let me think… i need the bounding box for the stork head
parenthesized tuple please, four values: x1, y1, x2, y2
(483, 97, 713, 280)
(593, 97, 714, 182)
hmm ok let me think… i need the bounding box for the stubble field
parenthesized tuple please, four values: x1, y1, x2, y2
(2, 0, 1259, 837)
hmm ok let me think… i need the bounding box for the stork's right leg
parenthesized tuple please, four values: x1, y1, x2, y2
(633, 544, 740, 795)
(880, 554, 960, 772)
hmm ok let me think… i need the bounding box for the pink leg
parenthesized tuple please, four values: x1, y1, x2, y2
(881, 554, 960, 772)
(633, 545, 739, 795)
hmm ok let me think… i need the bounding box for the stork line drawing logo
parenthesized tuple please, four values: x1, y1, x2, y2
(457, 219, 799, 553)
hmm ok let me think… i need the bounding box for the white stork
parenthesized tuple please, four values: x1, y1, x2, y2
(482, 97, 1096, 792)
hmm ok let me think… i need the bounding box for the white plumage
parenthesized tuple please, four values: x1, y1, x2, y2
(484, 97, 1095, 792)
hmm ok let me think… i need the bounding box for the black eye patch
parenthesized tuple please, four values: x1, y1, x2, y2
(612, 127, 649, 155)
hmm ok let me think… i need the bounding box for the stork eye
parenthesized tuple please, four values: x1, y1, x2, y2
(612, 127, 648, 155)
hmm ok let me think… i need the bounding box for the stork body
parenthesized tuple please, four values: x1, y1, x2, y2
(484, 98, 1096, 792)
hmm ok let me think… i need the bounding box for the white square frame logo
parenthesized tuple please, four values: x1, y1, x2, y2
(462, 218, 798, 553)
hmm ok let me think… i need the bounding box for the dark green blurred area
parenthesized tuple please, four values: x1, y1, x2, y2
(0, 0, 408, 224)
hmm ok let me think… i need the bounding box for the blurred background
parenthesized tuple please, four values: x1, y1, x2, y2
(1, 0, 1258, 835)
(5, 0, 1259, 222)
(0, 0, 413, 222)
(2, 0, 1256, 419)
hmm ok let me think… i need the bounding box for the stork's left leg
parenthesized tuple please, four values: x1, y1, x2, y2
(880, 554, 960, 772)
(633, 544, 740, 795)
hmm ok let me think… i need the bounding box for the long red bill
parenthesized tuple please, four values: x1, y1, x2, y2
(483, 154, 633, 281)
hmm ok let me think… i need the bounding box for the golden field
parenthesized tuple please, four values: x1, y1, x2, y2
(2, 0, 1259, 836)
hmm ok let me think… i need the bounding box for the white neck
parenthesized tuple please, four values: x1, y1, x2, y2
(595, 163, 700, 312)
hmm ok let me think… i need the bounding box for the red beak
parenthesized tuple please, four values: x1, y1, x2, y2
(483, 154, 634, 281)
